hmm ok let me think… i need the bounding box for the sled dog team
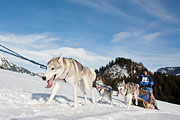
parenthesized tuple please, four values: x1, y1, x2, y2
(96, 76, 139, 109)
(42, 55, 151, 109)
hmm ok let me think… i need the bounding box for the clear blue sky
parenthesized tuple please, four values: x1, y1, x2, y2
(0, 0, 180, 72)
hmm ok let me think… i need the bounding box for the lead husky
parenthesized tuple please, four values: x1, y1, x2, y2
(116, 81, 139, 109)
(42, 55, 96, 108)
(95, 76, 112, 105)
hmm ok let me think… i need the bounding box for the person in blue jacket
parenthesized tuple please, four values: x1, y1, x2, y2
(139, 69, 154, 91)
(139, 69, 158, 109)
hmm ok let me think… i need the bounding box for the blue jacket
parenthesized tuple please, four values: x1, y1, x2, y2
(139, 74, 154, 90)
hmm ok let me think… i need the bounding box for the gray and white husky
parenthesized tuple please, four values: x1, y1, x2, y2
(42, 55, 96, 108)
(95, 77, 112, 105)
(116, 81, 139, 109)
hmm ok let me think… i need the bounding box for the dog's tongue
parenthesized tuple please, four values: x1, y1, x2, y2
(46, 75, 55, 88)
(117, 90, 120, 96)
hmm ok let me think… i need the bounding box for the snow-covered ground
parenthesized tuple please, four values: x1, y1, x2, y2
(0, 69, 180, 120)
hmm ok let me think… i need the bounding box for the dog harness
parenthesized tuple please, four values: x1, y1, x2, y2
(63, 63, 84, 83)
(94, 81, 112, 92)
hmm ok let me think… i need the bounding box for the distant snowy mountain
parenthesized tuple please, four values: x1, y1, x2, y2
(0, 53, 34, 75)
(157, 67, 180, 75)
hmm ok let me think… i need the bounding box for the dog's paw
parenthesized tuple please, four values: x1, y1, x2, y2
(92, 101, 96, 104)
(84, 102, 88, 106)
(73, 102, 78, 108)
(40, 103, 49, 107)
(73, 105, 78, 108)
(92, 101, 97, 105)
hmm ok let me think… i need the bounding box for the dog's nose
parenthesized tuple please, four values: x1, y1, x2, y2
(42, 76, 46, 81)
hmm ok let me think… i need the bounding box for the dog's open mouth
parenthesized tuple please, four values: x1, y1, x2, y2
(117, 88, 122, 96)
(117, 89, 120, 96)
(46, 74, 56, 88)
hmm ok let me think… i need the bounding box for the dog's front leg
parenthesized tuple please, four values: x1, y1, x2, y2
(108, 92, 113, 105)
(73, 83, 78, 108)
(124, 96, 127, 105)
(135, 95, 138, 106)
(41, 80, 60, 106)
(127, 95, 132, 109)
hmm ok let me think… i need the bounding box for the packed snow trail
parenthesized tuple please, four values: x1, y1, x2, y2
(0, 69, 180, 120)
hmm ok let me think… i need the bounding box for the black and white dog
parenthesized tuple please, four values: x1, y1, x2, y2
(116, 81, 139, 109)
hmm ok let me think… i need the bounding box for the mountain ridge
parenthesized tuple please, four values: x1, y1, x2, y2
(0, 53, 34, 75)
(157, 67, 180, 75)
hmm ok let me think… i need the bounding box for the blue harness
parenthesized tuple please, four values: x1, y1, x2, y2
(93, 81, 112, 92)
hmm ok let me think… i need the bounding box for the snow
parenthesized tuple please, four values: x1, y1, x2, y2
(168, 67, 175, 71)
(160, 69, 167, 74)
(0, 69, 180, 120)
(176, 73, 180, 76)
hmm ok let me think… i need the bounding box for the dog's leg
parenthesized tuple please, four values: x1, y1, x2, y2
(41, 80, 60, 106)
(108, 91, 113, 105)
(83, 78, 96, 104)
(135, 93, 138, 106)
(100, 90, 105, 103)
(100, 96, 104, 103)
(79, 80, 88, 106)
(135, 97, 138, 106)
(91, 90, 96, 104)
(124, 96, 127, 105)
(73, 83, 78, 108)
(96, 90, 104, 103)
(127, 95, 132, 109)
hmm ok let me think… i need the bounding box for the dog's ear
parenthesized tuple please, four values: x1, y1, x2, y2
(58, 54, 63, 64)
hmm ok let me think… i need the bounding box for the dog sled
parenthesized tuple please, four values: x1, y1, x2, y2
(137, 89, 155, 109)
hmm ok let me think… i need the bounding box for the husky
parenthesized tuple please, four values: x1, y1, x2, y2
(41, 55, 96, 108)
(116, 81, 139, 109)
(95, 76, 112, 105)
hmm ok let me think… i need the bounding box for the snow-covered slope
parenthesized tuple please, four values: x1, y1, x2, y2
(104, 65, 130, 79)
(0, 69, 180, 120)
(0, 53, 34, 75)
